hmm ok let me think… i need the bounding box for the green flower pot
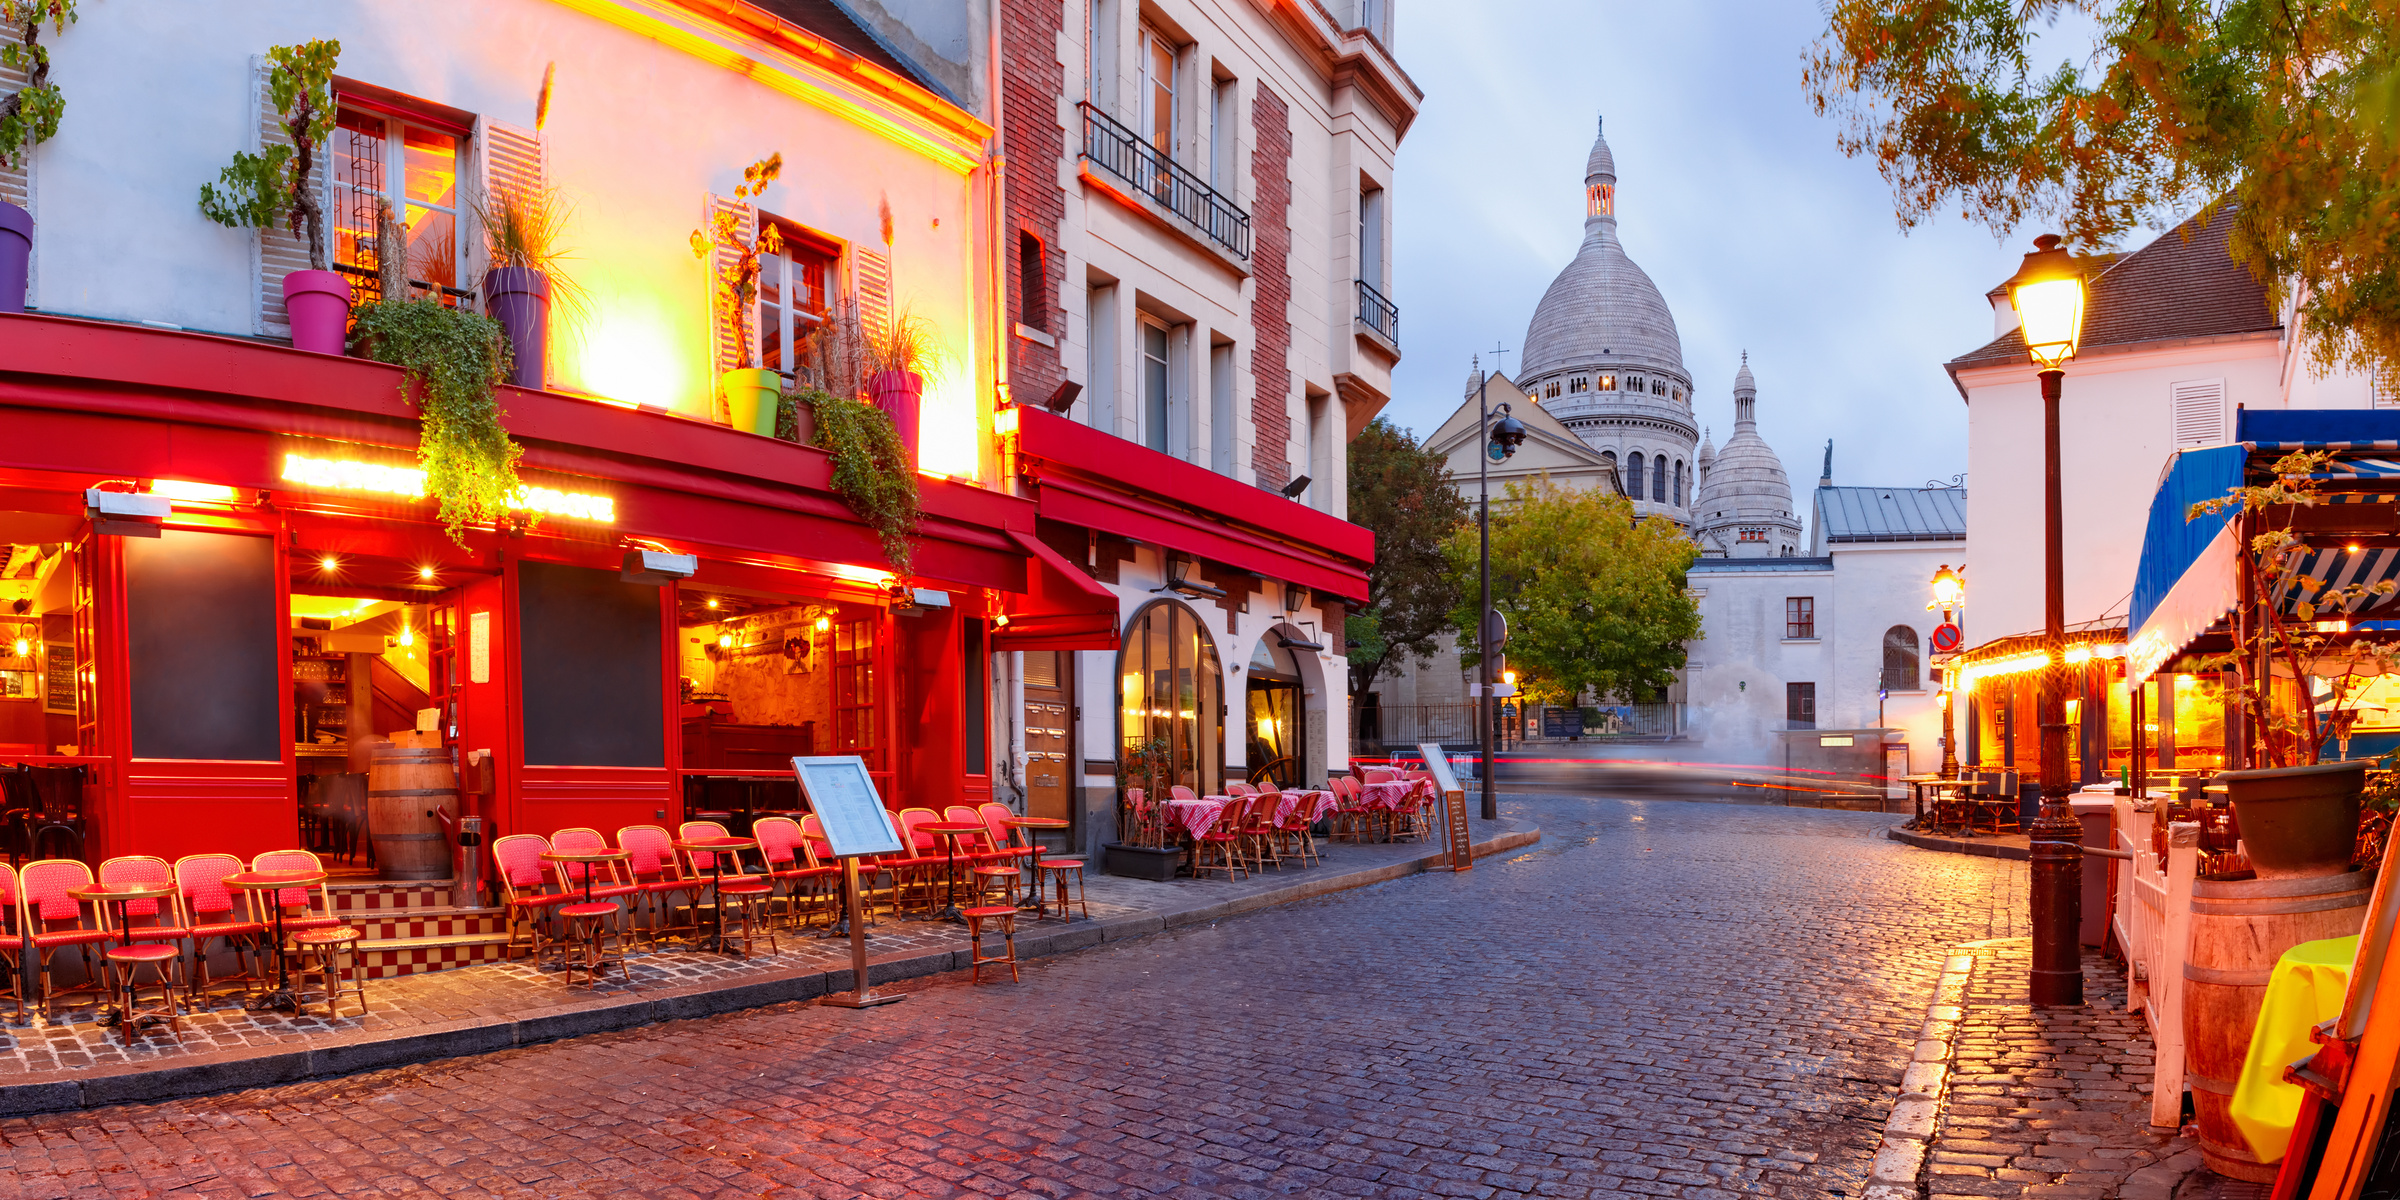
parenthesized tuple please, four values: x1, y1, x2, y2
(721, 368, 782, 436)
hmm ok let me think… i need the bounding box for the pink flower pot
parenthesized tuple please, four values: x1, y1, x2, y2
(283, 269, 354, 355)
(869, 369, 923, 468)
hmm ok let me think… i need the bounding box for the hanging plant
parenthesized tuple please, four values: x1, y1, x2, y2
(805, 386, 919, 576)
(348, 298, 525, 544)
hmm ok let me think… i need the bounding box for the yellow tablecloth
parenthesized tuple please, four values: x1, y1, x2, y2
(2232, 935, 2359, 1162)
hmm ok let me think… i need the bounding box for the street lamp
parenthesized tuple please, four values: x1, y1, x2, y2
(1928, 564, 1965, 778)
(2006, 233, 2088, 1008)
(1476, 360, 1525, 819)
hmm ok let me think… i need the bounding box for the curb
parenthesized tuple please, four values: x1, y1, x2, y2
(1863, 950, 1974, 1200)
(0, 823, 1541, 1115)
(1885, 825, 2031, 861)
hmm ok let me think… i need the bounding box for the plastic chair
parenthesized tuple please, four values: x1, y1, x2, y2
(20, 858, 114, 1019)
(491, 833, 574, 961)
(173, 853, 268, 1000)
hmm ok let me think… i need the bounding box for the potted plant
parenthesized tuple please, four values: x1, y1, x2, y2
(1104, 736, 1183, 880)
(689, 152, 784, 436)
(2190, 450, 2400, 876)
(347, 295, 524, 545)
(472, 176, 585, 392)
(198, 39, 344, 352)
(865, 306, 940, 469)
(0, 0, 78, 312)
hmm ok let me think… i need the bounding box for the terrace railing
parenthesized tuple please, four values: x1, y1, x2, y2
(1080, 102, 1252, 261)
(1356, 279, 1398, 344)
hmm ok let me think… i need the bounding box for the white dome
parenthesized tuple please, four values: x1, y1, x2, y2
(1519, 117, 1684, 384)
(1693, 357, 1801, 558)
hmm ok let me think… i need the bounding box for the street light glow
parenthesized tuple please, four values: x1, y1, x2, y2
(2007, 235, 2086, 369)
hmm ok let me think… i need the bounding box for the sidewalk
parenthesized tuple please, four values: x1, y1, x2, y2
(1889, 825, 2033, 861)
(0, 816, 1538, 1116)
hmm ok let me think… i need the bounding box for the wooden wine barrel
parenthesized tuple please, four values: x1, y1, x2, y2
(367, 743, 456, 880)
(2183, 869, 2372, 1181)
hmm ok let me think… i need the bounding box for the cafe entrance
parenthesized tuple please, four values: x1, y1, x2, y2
(1245, 636, 1303, 789)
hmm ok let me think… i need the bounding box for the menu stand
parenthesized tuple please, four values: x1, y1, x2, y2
(818, 855, 904, 1009)
(790, 755, 910, 1009)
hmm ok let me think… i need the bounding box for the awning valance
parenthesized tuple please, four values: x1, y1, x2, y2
(993, 528, 1119, 651)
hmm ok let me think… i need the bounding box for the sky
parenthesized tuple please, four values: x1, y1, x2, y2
(1381, 1, 2097, 499)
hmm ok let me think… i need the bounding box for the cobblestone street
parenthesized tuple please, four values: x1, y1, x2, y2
(0, 797, 2039, 1199)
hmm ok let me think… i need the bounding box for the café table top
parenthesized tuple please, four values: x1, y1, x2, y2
(222, 869, 326, 890)
(920, 822, 990, 835)
(1003, 816, 1071, 828)
(69, 881, 177, 902)
(672, 836, 755, 851)
(541, 849, 630, 863)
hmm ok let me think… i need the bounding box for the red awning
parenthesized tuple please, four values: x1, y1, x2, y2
(994, 528, 1119, 651)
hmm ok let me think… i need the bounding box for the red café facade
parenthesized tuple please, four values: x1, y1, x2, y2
(0, 314, 1119, 868)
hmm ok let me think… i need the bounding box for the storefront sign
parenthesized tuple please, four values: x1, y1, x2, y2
(469, 611, 491, 684)
(1417, 742, 1473, 872)
(278, 453, 616, 523)
(793, 755, 904, 858)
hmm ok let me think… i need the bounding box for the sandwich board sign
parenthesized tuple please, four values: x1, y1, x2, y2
(1417, 743, 1472, 871)
(792, 755, 905, 1007)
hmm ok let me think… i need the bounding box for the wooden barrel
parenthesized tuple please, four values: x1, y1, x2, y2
(2183, 869, 2372, 1181)
(367, 743, 456, 880)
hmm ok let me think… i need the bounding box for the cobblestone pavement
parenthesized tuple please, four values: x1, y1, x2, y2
(1926, 938, 2198, 1200)
(0, 796, 2032, 1199)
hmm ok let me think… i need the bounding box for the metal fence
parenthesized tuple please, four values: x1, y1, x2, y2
(1079, 102, 1252, 260)
(1357, 702, 1686, 751)
(1356, 279, 1399, 343)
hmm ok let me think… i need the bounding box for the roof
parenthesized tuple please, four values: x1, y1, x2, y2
(1814, 486, 1967, 543)
(1946, 205, 2277, 377)
(745, 0, 951, 100)
(1687, 556, 1833, 572)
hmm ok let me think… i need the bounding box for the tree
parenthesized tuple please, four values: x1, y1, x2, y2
(1345, 417, 1468, 704)
(1446, 476, 1699, 705)
(1804, 1, 2400, 381)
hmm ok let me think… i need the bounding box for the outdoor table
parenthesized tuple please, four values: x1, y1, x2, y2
(2230, 935, 2358, 1166)
(1905, 777, 1974, 833)
(542, 849, 631, 978)
(223, 868, 327, 1013)
(68, 880, 179, 1038)
(1002, 816, 1073, 917)
(671, 837, 755, 955)
(919, 822, 990, 923)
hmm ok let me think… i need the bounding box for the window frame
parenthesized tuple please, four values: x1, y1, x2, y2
(1785, 596, 1816, 640)
(329, 100, 474, 305)
(1017, 230, 1049, 334)
(1138, 22, 1179, 159)
(752, 213, 841, 381)
(1882, 625, 1922, 692)
(1786, 682, 1816, 729)
(1137, 312, 1172, 453)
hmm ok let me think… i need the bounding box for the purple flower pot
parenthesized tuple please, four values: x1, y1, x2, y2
(869, 369, 923, 468)
(282, 269, 353, 355)
(0, 201, 28, 313)
(483, 266, 550, 390)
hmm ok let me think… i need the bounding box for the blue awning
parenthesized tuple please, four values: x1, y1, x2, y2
(2129, 444, 2246, 636)
(2238, 408, 2400, 450)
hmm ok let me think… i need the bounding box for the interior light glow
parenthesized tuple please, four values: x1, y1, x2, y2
(11, 638, 27, 657)
(419, 566, 437, 580)
(281, 453, 615, 523)
(318, 555, 341, 573)
(814, 616, 832, 632)
(147, 479, 240, 503)
(397, 626, 415, 648)
(706, 597, 720, 609)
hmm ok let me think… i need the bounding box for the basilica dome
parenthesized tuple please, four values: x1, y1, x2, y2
(1519, 118, 1686, 386)
(1693, 354, 1802, 558)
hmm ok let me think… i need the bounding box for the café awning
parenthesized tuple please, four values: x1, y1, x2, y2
(993, 528, 1120, 651)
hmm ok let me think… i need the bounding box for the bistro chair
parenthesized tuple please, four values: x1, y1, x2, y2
(752, 816, 839, 930)
(1191, 799, 1247, 882)
(677, 820, 763, 883)
(98, 856, 196, 974)
(19, 857, 115, 1020)
(976, 801, 1042, 868)
(617, 824, 703, 948)
(961, 903, 1020, 984)
(0, 863, 22, 1021)
(1169, 785, 1198, 801)
(1274, 789, 1321, 867)
(1235, 791, 1281, 872)
(492, 833, 575, 962)
(550, 827, 640, 967)
(252, 849, 344, 969)
(891, 808, 950, 915)
(679, 820, 775, 954)
(172, 853, 268, 1000)
(289, 925, 367, 1017)
(1033, 851, 1090, 922)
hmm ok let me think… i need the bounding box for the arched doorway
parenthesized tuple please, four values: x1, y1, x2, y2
(1116, 599, 1223, 797)
(1246, 637, 1304, 788)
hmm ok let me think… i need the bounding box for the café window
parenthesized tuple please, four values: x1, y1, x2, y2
(332, 103, 469, 305)
(1785, 596, 1815, 639)
(756, 216, 839, 377)
(678, 586, 887, 807)
(1117, 599, 1222, 798)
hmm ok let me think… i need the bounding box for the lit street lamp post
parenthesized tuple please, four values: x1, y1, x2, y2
(1475, 356, 1525, 820)
(2007, 234, 2090, 1008)
(1928, 564, 1964, 778)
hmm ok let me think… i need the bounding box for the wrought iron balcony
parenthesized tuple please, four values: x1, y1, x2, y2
(1079, 102, 1251, 260)
(1356, 279, 1398, 344)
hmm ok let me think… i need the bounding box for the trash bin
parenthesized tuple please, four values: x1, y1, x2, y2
(2070, 794, 2116, 947)
(453, 815, 486, 908)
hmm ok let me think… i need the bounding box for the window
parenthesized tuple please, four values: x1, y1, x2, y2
(1786, 682, 1816, 729)
(1139, 317, 1170, 452)
(1882, 625, 1920, 691)
(1739, 528, 1766, 542)
(1672, 386, 1683, 402)
(1139, 24, 1178, 158)
(1598, 374, 1615, 391)
(1652, 457, 1666, 503)
(1627, 453, 1645, 498)
(1588, 182, 1613, 218)
(756, 216, 836, 376)
(1086, 282, 1117, 429)
(332, 106, 467, 304)
(1652, 379, 1668, 396)
(1626, 374, 1644, 393)
(1785, 596, 1815, 639)
(1673, 460, 1684, 506)
(1600, 450, 1617, 480)
(2170, 378, 2227, 446)
(1568, 376, 1588, 394)
(1209, 76, 1234, 189)
(1358, 185, 1385, 291)
(1118, 599, 1224, 799)
(1544, 380, 1561, 399)
(1018, 231, 1048, 333)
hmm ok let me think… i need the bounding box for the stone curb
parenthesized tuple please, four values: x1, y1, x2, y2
(0, 822, 1541, 1116)
(1885, 826, 2031, 861)
(1863, 950, 1976, 1200)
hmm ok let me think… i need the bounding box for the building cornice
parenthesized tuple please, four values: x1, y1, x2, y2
(1942, 327, 2282, 402)
(1249, 0, 1424, 139)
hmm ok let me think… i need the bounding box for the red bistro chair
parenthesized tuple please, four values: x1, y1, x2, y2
(974, 802, 1041, 868)
(491, 833, 575, 962)
(678, 820, 776, 955)
(172, 853, 268, 999)
(617, 824, 702, 948)
(98, 855, 195, 1009)
(0, 863, 22, 1020)
(251, 850, 343, 936)
(753, 816, 839, 929)
(19, 858, 115, 1019)
(946, 805, 1021, 904)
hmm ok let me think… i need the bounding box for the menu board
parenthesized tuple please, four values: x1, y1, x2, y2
(1417, 743, 1474, 871)
(43, 642, 75, 715)
(793, 755, 904, 858)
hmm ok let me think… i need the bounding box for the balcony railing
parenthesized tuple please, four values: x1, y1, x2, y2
(1356, 279, 1398, 343)
(1079, 102, 1251, 261)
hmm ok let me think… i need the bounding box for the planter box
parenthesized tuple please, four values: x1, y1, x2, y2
(1103, 841, 1180, 881)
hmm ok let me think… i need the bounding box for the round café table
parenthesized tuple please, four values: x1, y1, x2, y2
(671, 837, 756, 955)
(1002, 816, 1073, 916)
(223, 868, 328, 1014)
(919, 822, 990, 923)
(541, 849, 631, 977)
(68, 880, 180, 1039)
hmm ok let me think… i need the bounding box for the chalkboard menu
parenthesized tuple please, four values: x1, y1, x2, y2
(42, 641, 74, 715)
(1417, 743, 1474, 872)
(792, 755, 904, 858)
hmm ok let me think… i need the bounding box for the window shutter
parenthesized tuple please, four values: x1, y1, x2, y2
(251, 54, 318, 338)
(0, 50, 28, 298)
(2169, 378, 2226, 446)
(854, 247, 892, 348)
(702, 193, 757, 421)
(475, 117, 543, 279)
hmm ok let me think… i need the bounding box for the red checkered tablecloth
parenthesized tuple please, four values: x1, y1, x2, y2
(1359, 781, 1416, 812)
(1278, 790, 1337, 824)
(1166, 797, 1229, 839)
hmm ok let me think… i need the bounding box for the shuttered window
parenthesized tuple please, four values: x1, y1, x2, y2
(2169, 378, 2227, 447)
(250, 55, 320, 338)
(853, 246, 892, 347)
